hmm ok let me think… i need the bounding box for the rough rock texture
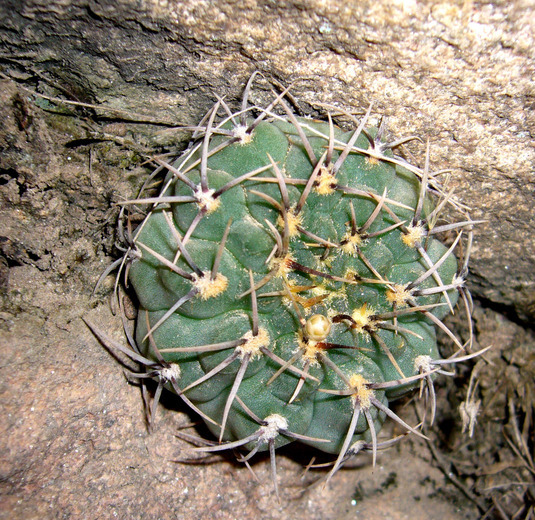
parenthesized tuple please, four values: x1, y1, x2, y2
(1, 1, 533, 519)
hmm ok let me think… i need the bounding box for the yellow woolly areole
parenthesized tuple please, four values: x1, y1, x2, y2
(351, 304, 376, 333)
(341, 232, 363, 256)
(269, 254, 294, 278)
(193, 272, 228, 300)
(349, 373, 374, 409)
(386, 283, 412, 307)
(237, 327, 270, 360)
(305, 314, 332, 341)
(314, 165, 337, 195)
(300, 337, 322, 366)
(276, 209, 302, 238)
(343, 268, 360, 283)
(402, 223, 424, 248)
(365, 153, 380, 166)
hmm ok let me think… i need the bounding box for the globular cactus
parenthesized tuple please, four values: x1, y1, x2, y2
(92, 76, 483, 493)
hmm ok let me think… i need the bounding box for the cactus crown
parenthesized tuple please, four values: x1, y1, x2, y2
(96, 75, 483, 493)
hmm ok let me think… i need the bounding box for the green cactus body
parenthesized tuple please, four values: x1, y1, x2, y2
(115, 85, 473, 485)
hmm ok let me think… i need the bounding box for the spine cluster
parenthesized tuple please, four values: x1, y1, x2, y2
(90, 75, 484, 494)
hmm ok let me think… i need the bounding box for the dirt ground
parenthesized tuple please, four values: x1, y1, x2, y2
(1, 1, 534, 519)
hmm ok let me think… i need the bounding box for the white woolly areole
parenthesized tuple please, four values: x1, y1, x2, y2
(194, 186, 220, 213)
(259, 414, 288, 443)
(349, 440, 367, 455)
(237, 327, 270, 359)
(232, 125, 253, 145)
(402, 223, 425, 248)
(159, 363, 181, 382)
(452, 273, 465, 287)
(414, 354, 433, 373)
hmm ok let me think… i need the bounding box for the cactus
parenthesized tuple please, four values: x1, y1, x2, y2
(91, 75, 483, 493)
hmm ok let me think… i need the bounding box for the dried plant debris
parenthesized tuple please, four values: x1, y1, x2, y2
(424, 312, 535, 520)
